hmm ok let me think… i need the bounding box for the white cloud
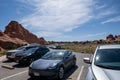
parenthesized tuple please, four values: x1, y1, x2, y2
(18, 0, 94, 38)
(35, 31, 62, 38)
(93, 3, 116, 19)
(84, 33, 105, 37)
(95, 5, 107, 9)
(96, 10, 115, 19)
(102, 16, 120, 24)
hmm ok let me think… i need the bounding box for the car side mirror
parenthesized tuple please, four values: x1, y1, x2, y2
(83, 57, 91, 64)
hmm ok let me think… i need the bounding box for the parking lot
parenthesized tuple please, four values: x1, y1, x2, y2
(0, 52, 92, 80)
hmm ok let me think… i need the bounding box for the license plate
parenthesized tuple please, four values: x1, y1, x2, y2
(8, 55, 14, 58)
(34, 72, 39, 76)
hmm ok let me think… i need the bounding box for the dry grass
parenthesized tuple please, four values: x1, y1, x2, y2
(0, 50, 7, 56)
(61, 43, 97, 54)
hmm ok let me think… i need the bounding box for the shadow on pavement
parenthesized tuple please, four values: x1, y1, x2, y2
(12, 63, 29, 68)
(2, 59, 14, 63)
(27, 65, 78, 80)
(64, 65, 78, 80)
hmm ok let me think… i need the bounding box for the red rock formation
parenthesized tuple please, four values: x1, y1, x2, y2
(0, 30, 27, 49)
(39, 37, 48, 44)
(4, 21, 47, 44)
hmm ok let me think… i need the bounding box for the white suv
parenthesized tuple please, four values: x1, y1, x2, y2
(84, 45, 120, 80)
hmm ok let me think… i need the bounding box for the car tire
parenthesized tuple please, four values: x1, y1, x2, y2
(58, 67, 64, 80)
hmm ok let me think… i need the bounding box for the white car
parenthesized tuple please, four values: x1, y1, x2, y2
(83, 45, 120, 80)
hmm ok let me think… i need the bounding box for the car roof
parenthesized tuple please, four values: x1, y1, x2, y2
(25, 44, 45, 48)
(98, 44, 120, 49)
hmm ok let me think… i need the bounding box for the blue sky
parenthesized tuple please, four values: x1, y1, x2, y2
(0, 0, 120, 41)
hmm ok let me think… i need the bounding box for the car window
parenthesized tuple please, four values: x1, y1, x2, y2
(94, 49, 120, 70)
(35, 48, 42, 54)
(17, 46, 25, 50)
(25, 47, 34, 50)
(42, 51, 64, 60)
(24, 47, 38, 54)
(35, 47, 47, 54)
(65, 51, 72, 57)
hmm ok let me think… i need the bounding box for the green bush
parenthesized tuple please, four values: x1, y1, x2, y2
(0, 50, 7, 56)
(6, 44, 17, 50)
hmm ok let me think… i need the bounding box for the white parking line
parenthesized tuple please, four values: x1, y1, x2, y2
(1, 70, 28, 80)
(77, 66, 84, 80)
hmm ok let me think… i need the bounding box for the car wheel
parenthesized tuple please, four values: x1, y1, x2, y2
(30, 58, 34, 63)
(58, 67, 64, 80)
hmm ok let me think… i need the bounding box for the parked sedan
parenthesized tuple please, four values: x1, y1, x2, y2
(15, 46, 49, 64)
(6, 43, 41, 60)
(83, 45, 120, 80)
(29, 50, 76, 79)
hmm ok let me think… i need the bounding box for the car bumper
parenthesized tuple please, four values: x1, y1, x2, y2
(6, 54, 15, 59)
(15, 57, 28, 63)
(29, 67, 58, 78)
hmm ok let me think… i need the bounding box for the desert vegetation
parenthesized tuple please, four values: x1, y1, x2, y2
(49, 34, 120, 54)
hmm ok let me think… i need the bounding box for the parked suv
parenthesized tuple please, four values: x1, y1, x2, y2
(6, 43, 42, 60)
(15, 46, 49, 64)
(83, 45, 120, 80)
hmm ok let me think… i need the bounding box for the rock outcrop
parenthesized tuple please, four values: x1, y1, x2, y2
(39, 37, 48, 44)
(0, 21, 47, 49)
(4, 21, 41, 43)
(0, 30, 27, 49)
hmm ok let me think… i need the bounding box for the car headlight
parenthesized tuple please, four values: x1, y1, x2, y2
(48, 63, 58, 69)
(27, 53, 32, 56)
(12, 53, 16, 57)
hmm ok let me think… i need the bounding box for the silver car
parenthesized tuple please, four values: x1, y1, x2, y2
(83, 45, 120, 80)
(6, 43, 42, 60)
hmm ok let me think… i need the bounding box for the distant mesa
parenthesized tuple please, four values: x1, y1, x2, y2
(0, 20, 47, 50)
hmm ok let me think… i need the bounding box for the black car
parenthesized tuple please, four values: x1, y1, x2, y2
(15, 46, 49, 64)
(29, 50, 76, 79)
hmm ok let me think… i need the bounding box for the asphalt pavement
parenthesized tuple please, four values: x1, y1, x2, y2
(0, 53, 92, 80)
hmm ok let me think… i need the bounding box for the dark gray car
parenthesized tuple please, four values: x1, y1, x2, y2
(29, 50, 76, 79)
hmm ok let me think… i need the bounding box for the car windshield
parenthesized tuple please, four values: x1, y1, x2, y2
(17, 46, 25, 50)
(42, 51, 64, 60)
(94, 49, 120, 70)
(24, 47, 38, 54)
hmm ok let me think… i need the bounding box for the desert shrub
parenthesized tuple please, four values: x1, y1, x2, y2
(6, 44, 17, 50)
(0, 50, 7, 56)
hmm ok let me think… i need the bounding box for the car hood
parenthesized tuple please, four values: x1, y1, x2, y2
(15, 52, 26, 57)
(31, 59, 61, 69)
(92, 65, 120, 80)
